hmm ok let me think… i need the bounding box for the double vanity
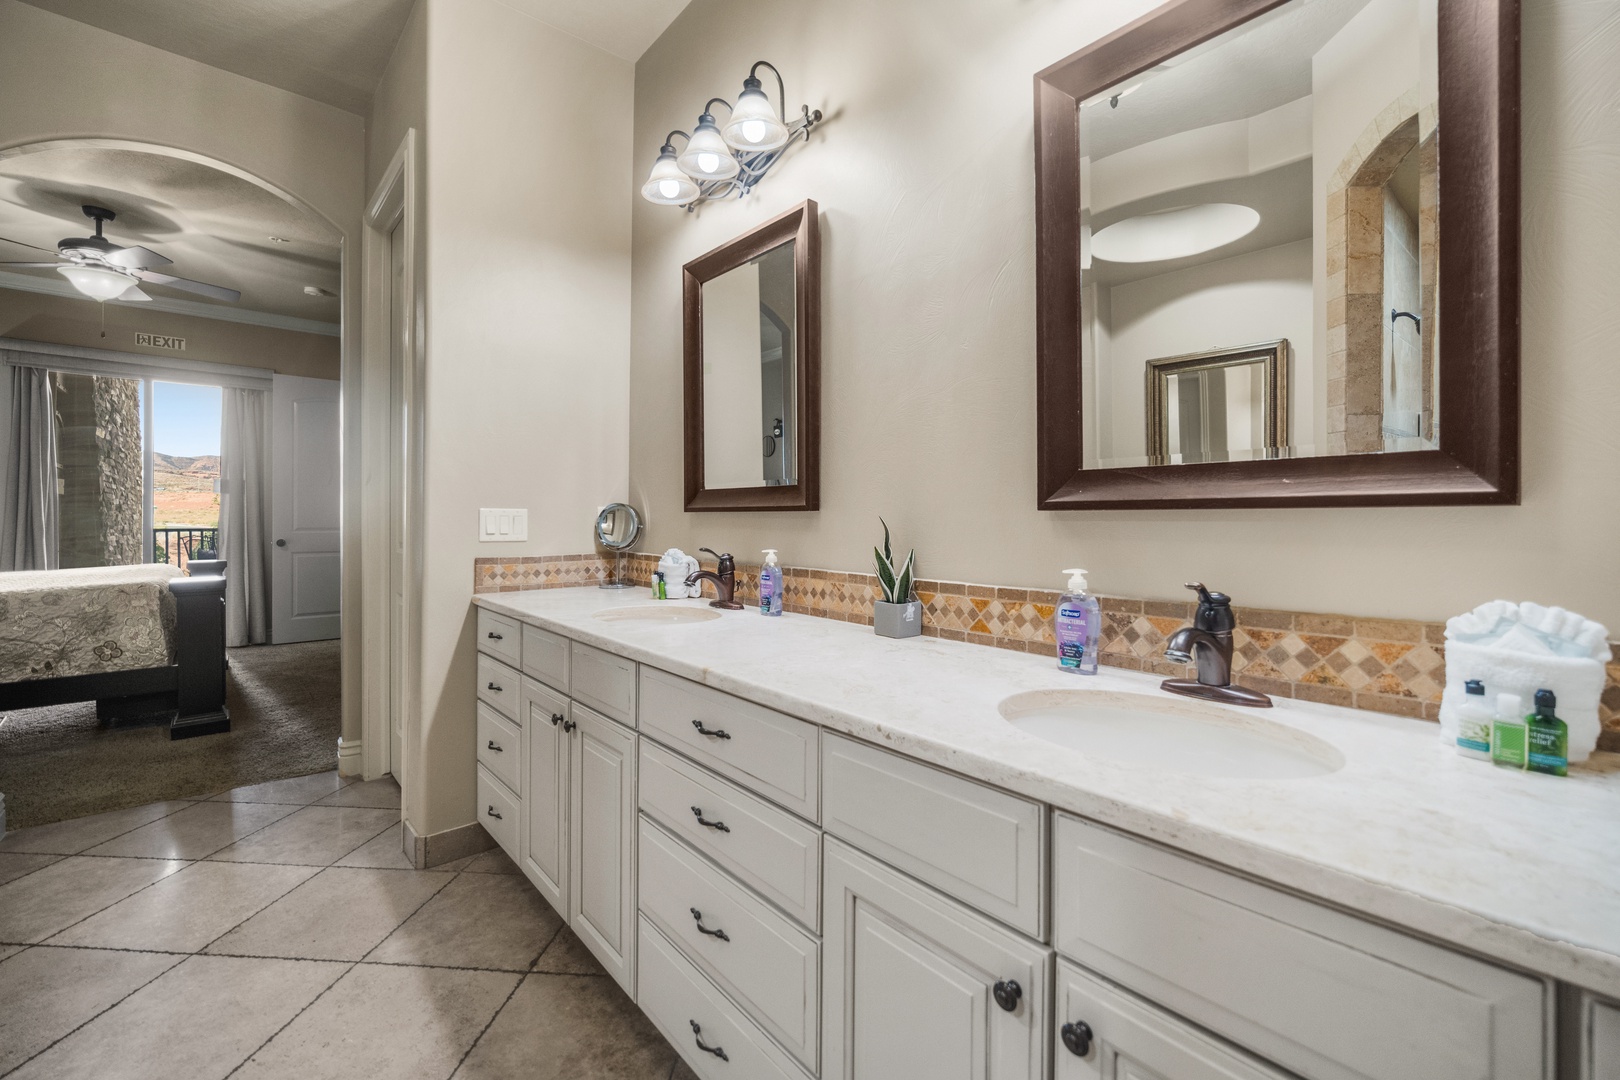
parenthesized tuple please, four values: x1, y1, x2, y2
(471, 587, 1620, 1080)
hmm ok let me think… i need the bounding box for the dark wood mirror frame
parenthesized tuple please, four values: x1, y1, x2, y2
(1033, 0, 1519, 509)
(684, 199, 821, 512)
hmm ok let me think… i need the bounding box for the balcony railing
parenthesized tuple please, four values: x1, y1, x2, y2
(153, 527, 219, 569)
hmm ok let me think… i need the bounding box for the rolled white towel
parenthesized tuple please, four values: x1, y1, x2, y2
(1441, 601, 1611, 763)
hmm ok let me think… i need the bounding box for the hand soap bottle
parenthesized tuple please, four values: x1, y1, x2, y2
(1491, 692, 1527, 770)
(1526, 689, 1568, 777)
(1055, 569, 1100, 675)
(759, 549, 783, 616)
(1454, 679, 1493, 760)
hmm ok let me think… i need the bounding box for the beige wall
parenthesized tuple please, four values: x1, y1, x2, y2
(0, 287, 339, 379)
(629, 0, 1620, 633)
(413, 0, 633, 835)
(0, 0, 368, 743)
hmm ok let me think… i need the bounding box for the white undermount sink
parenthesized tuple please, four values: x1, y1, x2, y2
(999, 690, 1344, 780)
(593, 605, 723, 625)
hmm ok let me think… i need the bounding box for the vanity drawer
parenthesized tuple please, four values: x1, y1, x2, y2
(476, 654, 520, 720)
(1053, 815, 1547, 1080)
(476, 703, 522, 795)
(640, 741, 820, 929)
(570, 641, 635, 724)
(637, 915, 813, 1080)
(638, 816, 819, 1070)
(521, 623, 570, 693)
(639, 668, 819, 820)
(476, 765, 519, 861)
(476, 608, 521, 667)
(822, 733, 1045, 938)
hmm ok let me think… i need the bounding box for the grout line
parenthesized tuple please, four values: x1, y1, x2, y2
(221, 960, 359, 1079)
(0, 799, 199, 858)
(0, 948, 188, 1079)
(29, 859, 196, 946)
(0, 853, 68, 888)
(190, 865, 332, 956)
(355, 863, 462, 964)
(445, 965, 528, 1080)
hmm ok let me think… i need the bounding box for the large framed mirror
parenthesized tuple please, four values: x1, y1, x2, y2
(683, 200, 820, 511)
(1034, 0, 1519, 508)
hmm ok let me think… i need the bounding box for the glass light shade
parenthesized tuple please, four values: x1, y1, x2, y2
(56, 263, 135, 302)
(676, 116, 739, 181)
(721, 82, 790, 151)
(641, 149, 699, 205)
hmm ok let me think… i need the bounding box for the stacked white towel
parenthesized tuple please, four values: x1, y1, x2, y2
(1440, 601, 1611, 763)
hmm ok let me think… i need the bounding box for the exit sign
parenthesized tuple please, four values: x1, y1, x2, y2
(136, 333, 185, 351)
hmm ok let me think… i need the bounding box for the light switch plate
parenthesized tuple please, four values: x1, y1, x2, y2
(479, 508, 528, 542)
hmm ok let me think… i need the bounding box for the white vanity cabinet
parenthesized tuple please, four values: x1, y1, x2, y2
(475, 628, 638, 997)
(821, 837, 1051, 1080)
(473, 599, 1580, 1080)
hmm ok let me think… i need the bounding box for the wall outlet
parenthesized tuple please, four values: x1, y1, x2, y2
(479, 508, 528, 542)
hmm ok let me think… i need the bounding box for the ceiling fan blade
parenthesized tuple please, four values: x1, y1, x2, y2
(133, 270, 241, 303)
(116, 285, 153, 302)
(0, 235, 60, 255)
(0, 261, 65, 268)
(106, 245, 172, 270)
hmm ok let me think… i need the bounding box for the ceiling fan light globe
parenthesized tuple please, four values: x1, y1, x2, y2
(56, 262, 134, 303)
(721, 81, 789, 152)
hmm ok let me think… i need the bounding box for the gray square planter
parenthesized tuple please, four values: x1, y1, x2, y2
(874, 600, 923, 639)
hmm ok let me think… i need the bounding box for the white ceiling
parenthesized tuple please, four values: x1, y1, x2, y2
(15, 0, 418, 115)
(16, 0, 694, 114)
(1086, 0, 1378, 160)
(0, 145, 343, 324)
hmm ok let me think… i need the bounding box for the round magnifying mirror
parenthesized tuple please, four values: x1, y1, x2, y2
(594, 503, 642, 550)
(595, 503, 642, 589)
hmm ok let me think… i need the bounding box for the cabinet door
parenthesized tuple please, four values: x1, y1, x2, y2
(1055, 960, 1290, 1080)
(822, 837, 1050, 1080)
(522, 676, 570, 914)
(570, 704, 637, 995)
(1587, 997, 1620, 1080)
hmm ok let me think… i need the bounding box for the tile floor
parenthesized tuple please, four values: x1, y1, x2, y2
(0, 771, 695, 1080)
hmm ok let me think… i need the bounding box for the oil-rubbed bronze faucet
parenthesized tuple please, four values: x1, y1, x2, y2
(1161, 583, 1272, 708)
(685, 548, 744, 610)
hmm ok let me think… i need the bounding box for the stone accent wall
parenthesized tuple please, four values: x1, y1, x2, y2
(474, 553, 1620, 751)
(93, 378, 143, 565)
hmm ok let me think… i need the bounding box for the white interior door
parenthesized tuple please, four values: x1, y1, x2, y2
(271, 373, 342, 643)
(388, 218, 407, 774)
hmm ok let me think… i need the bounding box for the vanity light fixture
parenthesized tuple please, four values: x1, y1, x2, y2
(641, 61, 823, 210)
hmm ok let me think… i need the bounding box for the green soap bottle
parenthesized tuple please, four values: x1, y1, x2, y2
(1491, 692, 1527, 770)
(1527, 688, 1569, 777)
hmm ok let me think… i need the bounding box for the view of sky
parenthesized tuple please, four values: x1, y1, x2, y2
(152, 382, 222, 457)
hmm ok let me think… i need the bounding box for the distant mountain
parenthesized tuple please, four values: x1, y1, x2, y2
(154, 453, 220, 478)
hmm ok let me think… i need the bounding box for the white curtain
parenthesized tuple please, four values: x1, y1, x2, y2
(220, 387, 270, 645)
(1, 364, 59, 571)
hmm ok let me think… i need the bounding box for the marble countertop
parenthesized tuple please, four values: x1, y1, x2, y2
(475, 587, 1620, 997)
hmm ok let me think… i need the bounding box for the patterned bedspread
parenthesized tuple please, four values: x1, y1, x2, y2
(0, 565, 184, 683)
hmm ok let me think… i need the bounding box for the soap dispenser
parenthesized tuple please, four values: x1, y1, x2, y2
(759, 549, 783, 616)
(1055, 569, 1101, 675)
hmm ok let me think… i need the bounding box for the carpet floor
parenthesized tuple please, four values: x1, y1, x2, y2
(0, 640, 340, 830)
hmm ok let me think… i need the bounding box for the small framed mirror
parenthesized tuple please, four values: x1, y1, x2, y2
(1145, 340, 1288, 466)
(684, 200, 820, 511)
(1034, 0, 1519, 508)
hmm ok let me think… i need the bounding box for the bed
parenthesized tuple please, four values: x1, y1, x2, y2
(0, 561, 230, 738)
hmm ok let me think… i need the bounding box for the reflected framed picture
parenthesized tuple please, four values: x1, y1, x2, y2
(1145, 340, 1288, 466)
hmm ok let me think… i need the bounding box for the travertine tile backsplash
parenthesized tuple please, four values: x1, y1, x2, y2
(474, 553, 1619, 750)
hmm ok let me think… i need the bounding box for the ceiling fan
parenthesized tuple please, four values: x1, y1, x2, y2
(0, 204, 242, 304)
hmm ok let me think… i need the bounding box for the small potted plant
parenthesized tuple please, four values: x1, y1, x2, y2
(872, 519, 921, 639)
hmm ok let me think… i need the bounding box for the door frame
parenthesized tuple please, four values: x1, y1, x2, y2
(358, 130, 422, 786)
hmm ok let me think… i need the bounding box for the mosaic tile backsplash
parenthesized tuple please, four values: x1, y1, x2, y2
(474, 554, 1620, 750)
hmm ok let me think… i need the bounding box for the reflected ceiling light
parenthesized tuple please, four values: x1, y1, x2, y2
(56, 262, 136, 302)
(641, 61, 824, 211)
(1090, 203, 1260, 263)
(640, 143, 700, 205)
